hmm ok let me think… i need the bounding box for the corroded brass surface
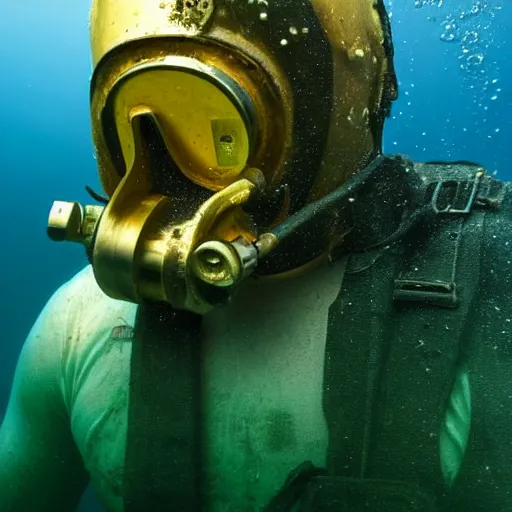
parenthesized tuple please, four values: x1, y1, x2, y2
(159, 172, 260, 312)
(91, 118, 263, 312)
(306, 0, 396, 202)
(90, 29, 291, 201)
(188, 240, 241, 288)
(48, 202, 104, 249)
(89, 0, 393, 204)
(47, 201, 83, 242)
(59, 0, 397, 309)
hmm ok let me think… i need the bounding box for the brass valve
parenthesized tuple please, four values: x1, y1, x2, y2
(47, 201, 104, 249)
(189, 233, 278, 288)
(46, 168, 272, 313)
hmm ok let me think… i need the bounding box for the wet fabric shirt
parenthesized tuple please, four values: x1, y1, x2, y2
(0, 263, 469, 511)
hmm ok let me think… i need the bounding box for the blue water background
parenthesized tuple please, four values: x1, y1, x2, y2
(0, 1, 510, 510)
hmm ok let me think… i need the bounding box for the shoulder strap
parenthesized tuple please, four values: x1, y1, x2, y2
(450, 177, 511, 511)
(323, 161, 497, 504)
(123, 303, 203, 512)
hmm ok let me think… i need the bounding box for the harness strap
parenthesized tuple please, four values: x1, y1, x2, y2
(124, 302, 203, 512)
(264, 160, 504, 511)
(450, 179, 511, 511)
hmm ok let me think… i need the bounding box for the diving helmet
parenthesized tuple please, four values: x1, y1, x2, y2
(47, 0, 397, 314)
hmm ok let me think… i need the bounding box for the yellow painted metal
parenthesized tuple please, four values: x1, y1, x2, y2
(79, 0, 397, 307)
(112, 66, 250, 190)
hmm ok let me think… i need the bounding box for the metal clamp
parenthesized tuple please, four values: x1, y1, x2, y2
(431, 170, 484, 215)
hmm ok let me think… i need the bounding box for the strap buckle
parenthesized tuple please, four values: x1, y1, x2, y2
(394, 280, 457, 308)
(431, 170, 484, 215)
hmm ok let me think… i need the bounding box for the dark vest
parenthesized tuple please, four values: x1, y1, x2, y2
(123, 156, 512, 512)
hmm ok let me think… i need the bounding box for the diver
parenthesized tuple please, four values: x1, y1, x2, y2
(1, 0, 511, 511)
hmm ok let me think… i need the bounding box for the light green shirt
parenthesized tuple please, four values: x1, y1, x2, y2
(0, 262, 469, 511)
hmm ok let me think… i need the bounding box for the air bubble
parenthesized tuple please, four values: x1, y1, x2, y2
(462, 30, 480, 46)
(280, 38, 288, 46)
(414, 0, 443, 7)
(259, 11, 267, 20)
(471, 3, 482, 15)
(460, 52, 485, 73)
(440, 16, 459, 42)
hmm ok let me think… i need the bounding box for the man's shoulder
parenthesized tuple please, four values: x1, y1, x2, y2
(410, 159, 511, 211)
(50, 264, 138, 341)
(55, 264, 124, 307)
(57, 264, 103, 301)
(410, 160, 512, 287)
(49, 266, 137, 408)
(412, 159, 511, 185)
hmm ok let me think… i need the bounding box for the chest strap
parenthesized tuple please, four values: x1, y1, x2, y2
(124, 303, 203, 512)
(321, 162, 498, 507)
